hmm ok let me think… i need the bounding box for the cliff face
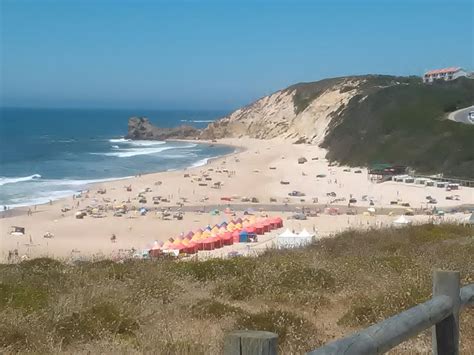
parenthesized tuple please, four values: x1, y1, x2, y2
(201, 76, 371, 144)
(202, 75, 474, 177)
(125, 117, 200, 140)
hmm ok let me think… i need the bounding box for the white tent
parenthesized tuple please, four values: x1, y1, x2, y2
(277, 228, 313, 249)
(464, 213, 474, 226)
(393, 215, 412, 227)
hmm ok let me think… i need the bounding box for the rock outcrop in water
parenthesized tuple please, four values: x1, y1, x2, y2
(125, 117, 200, 140)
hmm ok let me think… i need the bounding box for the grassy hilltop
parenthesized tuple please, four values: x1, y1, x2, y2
(1, 224, 473, 353)
(321, 77, 474, 178)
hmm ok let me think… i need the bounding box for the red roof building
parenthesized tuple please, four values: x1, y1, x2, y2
(423, 67, 467, 83)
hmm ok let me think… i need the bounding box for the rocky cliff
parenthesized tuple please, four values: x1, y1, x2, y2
(201, 75, 474, 177)
(201, 76, 382, 144)
(125, 117, 200, 140)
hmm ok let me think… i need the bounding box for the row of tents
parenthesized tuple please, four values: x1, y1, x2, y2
(148, 215, 284, 257)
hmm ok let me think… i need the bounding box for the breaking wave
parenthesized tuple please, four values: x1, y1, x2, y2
(0, 174, 42, 186)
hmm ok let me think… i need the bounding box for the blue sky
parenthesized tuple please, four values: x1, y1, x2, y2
(1, 0, 473, 110)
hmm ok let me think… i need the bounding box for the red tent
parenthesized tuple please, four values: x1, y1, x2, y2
(149, 249, 162, 258)
(273, 217, 283, 228)
(232, 230, 240, 243)
(262, 220, 272, 232)
(183, 243, 198, 254)
(195, 240, 205, 251)
(254, 224, 264, 235)
(202, 238, 215, 250)
(223, 232, 233, 245)
(246, 226, 256, 234)
(212, 236, 223, 249)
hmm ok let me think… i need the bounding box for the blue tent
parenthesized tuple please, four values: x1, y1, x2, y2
(239, 230, 249, 243)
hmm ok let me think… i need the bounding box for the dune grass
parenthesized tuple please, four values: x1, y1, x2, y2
(0, 224, 473, 353)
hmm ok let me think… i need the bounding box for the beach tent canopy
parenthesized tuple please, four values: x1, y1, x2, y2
(393, 215, 412, 226)
(297, 228, 314, 238)
(465, 213, 474, 225)
(277, 229, 312, 249)
(279, 229, 297, 238)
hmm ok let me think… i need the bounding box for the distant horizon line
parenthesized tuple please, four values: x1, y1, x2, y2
(0, 106, 234, 112)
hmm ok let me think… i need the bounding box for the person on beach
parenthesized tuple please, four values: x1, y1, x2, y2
(111, 234, 117, 243)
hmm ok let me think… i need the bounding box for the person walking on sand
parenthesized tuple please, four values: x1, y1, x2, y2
(111, 234, 117, 243)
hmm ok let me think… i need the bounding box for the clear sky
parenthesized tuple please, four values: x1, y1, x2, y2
(1, 0, 473, 110)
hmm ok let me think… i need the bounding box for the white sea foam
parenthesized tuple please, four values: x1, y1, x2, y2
(111, 145, 120, 149)
(6, 190, 78, 209)
(93, 143, 197, 158)
(108, 138, 166, 147)
(109, 138, 130, 143)
(189, 157, 211, 168)
(44, 176, 133, 186)
(1, 176, 134, 208)
(93, 146, 175, 158)
(0, 174, 42, 186)
(127, 140, 166, 147)
(180, 119, 215, 123)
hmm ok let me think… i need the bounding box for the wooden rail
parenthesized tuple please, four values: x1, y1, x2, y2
(224, 270, 474, 355)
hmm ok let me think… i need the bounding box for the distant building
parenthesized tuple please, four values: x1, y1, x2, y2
(423, 67, 468, 83)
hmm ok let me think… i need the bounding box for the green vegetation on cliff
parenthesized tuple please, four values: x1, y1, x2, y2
(322, 77, 474, 178)
(1, 225, 473, 353)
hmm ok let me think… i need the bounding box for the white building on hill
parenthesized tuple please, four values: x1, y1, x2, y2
(423, 67, 468, 83)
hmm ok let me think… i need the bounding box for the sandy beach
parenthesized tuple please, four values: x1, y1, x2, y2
(1, 138, 472, 262)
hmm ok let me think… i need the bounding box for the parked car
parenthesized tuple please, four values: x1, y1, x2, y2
(288, 191, 305, 197)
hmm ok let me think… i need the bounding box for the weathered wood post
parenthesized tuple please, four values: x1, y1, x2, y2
(224, 330, 278, 355)
(432, 270, 460, 355)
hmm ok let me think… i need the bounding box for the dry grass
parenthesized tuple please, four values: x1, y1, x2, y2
(0, 224, 473, 353)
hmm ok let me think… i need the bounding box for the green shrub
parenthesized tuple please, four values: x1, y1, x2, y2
(55, 302, 138, 344)
(0, 323, 29, 349)
(235, 310, 317, 351)
(338, 284, 430, 327)
(0, 282, 49, 311)
(191, 298, 244, 319)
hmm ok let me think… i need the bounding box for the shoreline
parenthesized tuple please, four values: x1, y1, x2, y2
(1, 139, 242, 216)
(1, 136, 472, 219)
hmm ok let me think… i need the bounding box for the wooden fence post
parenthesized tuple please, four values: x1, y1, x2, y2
(432, 270, 460, 355)
(224, 330, 278, 355)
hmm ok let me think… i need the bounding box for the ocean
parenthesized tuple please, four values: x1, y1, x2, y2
(0, 107, 233, 208)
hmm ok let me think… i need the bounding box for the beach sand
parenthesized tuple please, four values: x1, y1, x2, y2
(1, 138, 472, 261)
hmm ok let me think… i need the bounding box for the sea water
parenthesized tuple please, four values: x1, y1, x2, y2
(0, 107, 232, 208)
